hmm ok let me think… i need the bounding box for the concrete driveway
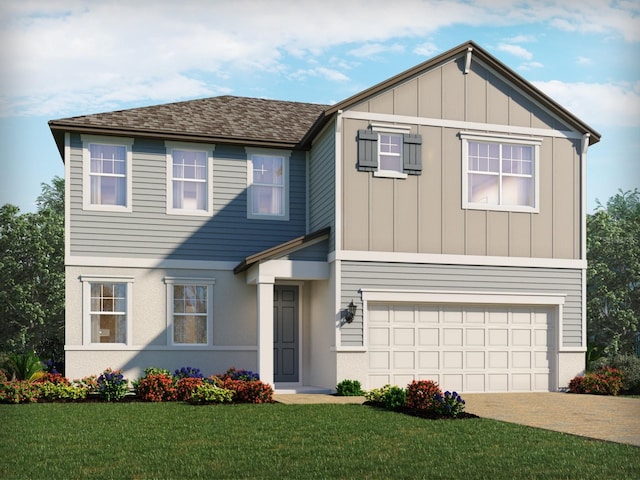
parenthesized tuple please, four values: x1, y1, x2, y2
(274, 392, 640, 447)
(459, 392, 640, 446)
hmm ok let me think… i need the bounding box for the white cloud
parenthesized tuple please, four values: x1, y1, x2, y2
(497, 43, 533, 60)
(533, 80, 640, 128)
(348, 43, 405, 58)
(413, 42, 439, 57)
(289, 67, 349, 83)
(576, 56, 593, 65)
(518, 61, 544, 71)
(0, 0, 638, 117)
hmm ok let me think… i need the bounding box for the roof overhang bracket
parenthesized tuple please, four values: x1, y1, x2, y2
(464, 47, 473, 74)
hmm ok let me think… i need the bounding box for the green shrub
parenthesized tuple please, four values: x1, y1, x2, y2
(72, 375, 98, 393)
(433, 390, 466, 417)
(383, 386, 407, 410)
(218, 378, 274, 403)
(364, 384, 392, 405)
(136, 374, 177, 402)
(96, 368, 129, 402)
(592, 355, 640, 394)
(336, 379, 363, 396)
(1, 352, 44, 381)
(35, 382, 88, 401)
(188, 383, 234, 405)
(568, 367, 624, 395)
(0, 380, 39, 403)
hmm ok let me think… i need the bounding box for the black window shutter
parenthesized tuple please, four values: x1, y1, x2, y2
(357, 129, 378, 172)
(402, 134, 422, 175)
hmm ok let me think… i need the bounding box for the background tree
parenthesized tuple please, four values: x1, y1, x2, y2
(587, 189, 640, 357)
(0, 176, 64, 365)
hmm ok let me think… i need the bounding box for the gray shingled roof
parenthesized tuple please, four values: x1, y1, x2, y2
(49, 96, 329, 153)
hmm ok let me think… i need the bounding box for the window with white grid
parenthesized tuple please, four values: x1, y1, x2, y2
(165, 277, 214, 346)
(461, 133, 541, 213)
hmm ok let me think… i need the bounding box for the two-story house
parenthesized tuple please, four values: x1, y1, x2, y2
(49, 41, 599, 393)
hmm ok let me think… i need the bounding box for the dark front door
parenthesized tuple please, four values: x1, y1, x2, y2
(273, 285, 299, 383)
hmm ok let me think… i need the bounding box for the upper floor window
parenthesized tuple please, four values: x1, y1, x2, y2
(460, 132, 541, 213)
(82, 135, 133, 212)
(165, 142, 215, 216)
(80, 275, 134, 345)
(357, 126, 422, 178)
(164, 277, 215, 346)
(246, 148, 290, 221)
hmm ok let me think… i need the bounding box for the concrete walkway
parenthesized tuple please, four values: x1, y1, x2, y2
(273, 392, 640, 447)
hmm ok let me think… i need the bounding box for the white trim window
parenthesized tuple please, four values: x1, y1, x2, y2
(461, 132, 541, 213)
(166, 142, 214, 215)
(82, 135, 133, 212)
(246, 148, 290, 220)
(80, 275, 134, 345)
(165, 277, 215, 346)
(377, 133, 403, 175)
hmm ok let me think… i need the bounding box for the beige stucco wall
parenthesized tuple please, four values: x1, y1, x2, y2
(65, 265, 258, 380)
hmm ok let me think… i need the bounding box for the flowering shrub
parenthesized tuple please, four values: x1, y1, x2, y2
(218, 378, 274, 403)
(0, 370, 8, 383)
(35, 373, 70, 385)
(0, 380, 39, 404)
(406, 380, 442, 411)
(364, 385, 393, 405)
(176, 377, 205, 402)
(188, 383, 234, 405)
(136, 374, 177, 402)
(35, 382, 88, 401)
(73, 375, 98, 393)
(433, 391, 466, 417)
(569, 367, 623, 395)
(218, 367, 259, 381)
(96, 368, 129, 402)
(174, 366, 204, 379)
(336, 379, 363, 396)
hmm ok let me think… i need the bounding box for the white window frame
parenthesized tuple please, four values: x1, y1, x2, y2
(460, 132, 541, 213)
(371, 124, 409, 179)
(80, 275, 134, 346)
(164, 277, 215, 347)
(246, 148, 290, 221)
(165, 141, 215, 216)
(82, 135, 133, 212)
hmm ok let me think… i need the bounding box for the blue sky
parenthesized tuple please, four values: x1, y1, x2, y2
(1, 0, 638, 213)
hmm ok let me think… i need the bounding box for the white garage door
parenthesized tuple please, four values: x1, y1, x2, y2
(367, 304, 555, 393)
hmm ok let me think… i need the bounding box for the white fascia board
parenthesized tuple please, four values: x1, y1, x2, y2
(332, 250, 586, 270)
(66, 255, 237, 271)
(340, 110, 583, 141)
(247, 260, 329, 285)
(359, 289, 566, 306)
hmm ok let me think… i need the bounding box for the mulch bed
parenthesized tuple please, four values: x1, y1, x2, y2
(364, 401, 480, 419)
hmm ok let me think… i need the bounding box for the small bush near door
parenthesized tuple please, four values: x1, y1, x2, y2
(568, 367, 624, 395)
(336, 379, 364, 396)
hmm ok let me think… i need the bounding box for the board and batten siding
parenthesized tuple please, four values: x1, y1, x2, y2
(341, 55, 582, 260)
(339, 262, 582, 348)
(68, 135, 307, 262)
(308, 120, 336, 249)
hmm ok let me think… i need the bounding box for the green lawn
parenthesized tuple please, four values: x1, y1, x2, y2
(1, 403, 637, 479)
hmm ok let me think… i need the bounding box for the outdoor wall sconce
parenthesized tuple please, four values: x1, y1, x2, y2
(344, 300, 357, 323)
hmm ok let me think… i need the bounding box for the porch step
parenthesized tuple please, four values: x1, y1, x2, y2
(274, 384, 333, 394)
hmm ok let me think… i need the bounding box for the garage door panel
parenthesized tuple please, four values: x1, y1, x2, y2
(512, 329, 532, 346)
(369, 327, 390, 346)
(488, 351, 508, 368)
(394, 328, 415, 346)
(369, 351, 390, 369)
(367, 303, 553, 393)
(443, 328, 463, 346)
(418, 351, 439, 369)
(466, 351, 485, 368)
(393, 351, 415, 369)
(512, 351, 531, 368)
(488, 329, 508, 346)
(418, 328, 439, 346)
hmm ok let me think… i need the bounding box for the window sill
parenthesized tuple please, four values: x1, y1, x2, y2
(373, 171, 408, 179)
(463, 203, 539, 214)
(83, 204, 132, 213)
(167, 208, 212, 217)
